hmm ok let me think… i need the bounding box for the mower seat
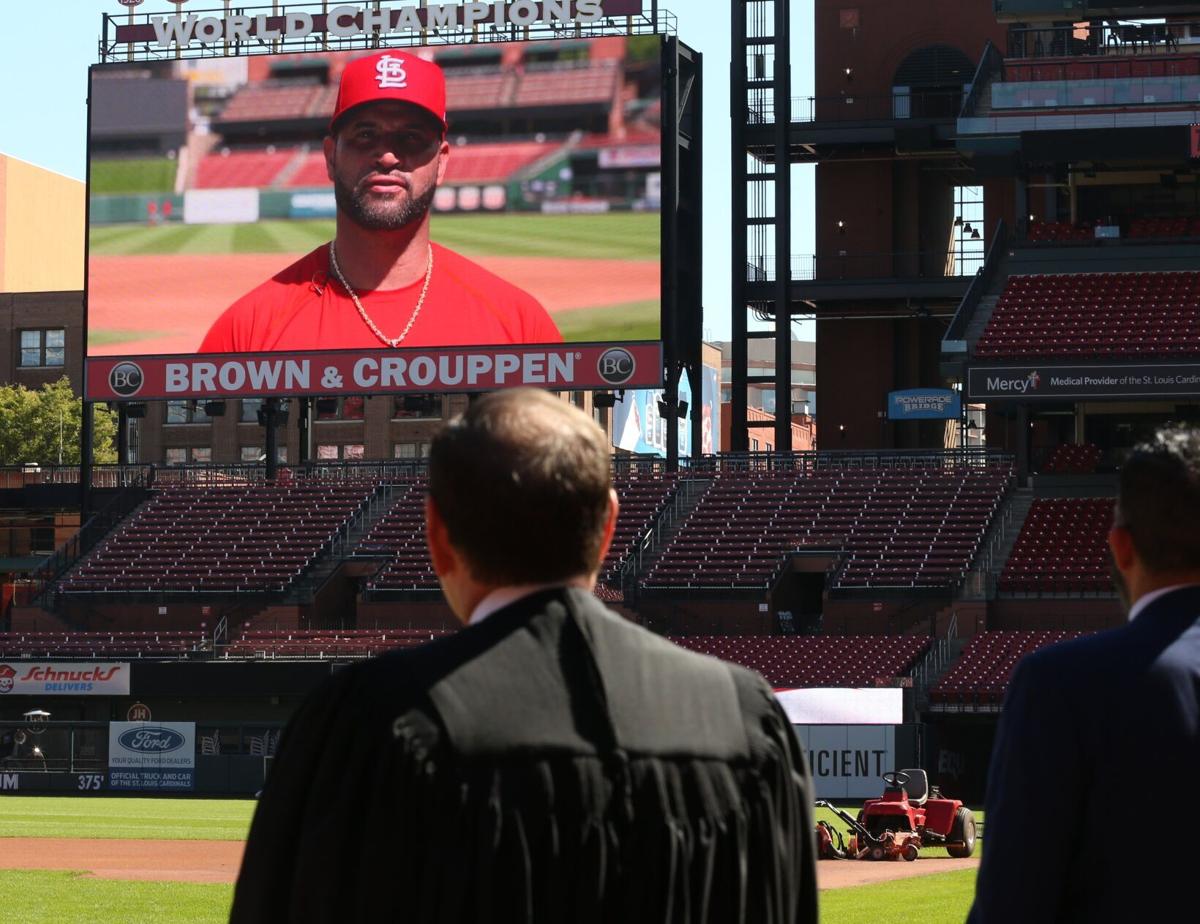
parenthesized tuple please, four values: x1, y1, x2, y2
(900, 769, 929, 806)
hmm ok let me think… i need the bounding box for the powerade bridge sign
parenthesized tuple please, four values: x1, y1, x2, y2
(108, 721, 196, 792)
(0, 662, 129, 696)
(887, 388, 960, 421)
(968, 363, 1200, 401)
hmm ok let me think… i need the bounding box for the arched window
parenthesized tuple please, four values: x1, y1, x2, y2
(892, 45, 974, 119)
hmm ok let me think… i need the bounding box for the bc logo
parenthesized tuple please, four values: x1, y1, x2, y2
(597, 348, 636, 386)
(375, 55, 408, 89)
(109, 362, 144, 397)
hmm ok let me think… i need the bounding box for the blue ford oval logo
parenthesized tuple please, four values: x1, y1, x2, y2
(119, 727, 185, 753)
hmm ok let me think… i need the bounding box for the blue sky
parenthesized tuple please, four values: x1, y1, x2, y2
(0, 0, 814, 340)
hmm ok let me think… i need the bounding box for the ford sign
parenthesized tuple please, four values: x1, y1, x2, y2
(118, 727, 185, 753)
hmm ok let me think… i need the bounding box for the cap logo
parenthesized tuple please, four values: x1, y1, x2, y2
(375, 55, 408, 89)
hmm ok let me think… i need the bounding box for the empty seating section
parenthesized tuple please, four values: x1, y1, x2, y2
(58, 482, 377, 594)
(667, 635, 929, 688)
(600, 474, 678, 585)
(359, 481, 436, 592)
(975, 272, 1200, 360)
(442, 141, 557, 184)
(514, 62, 619, 106)
(362, 475, 678, 592)
(1027, 219, 1091, 242)
(0, 631, 205, 658)
(218, 84, 324, 122)
(444, 70, 516, 110)
(1129, 216, 1200, 238)
(1005, 55, 1200, 84)
(286, 151, 333, 188)
(1000, 498, 1114, 594)
(644, 467, 1010, 590)
(1040, 443, 1101, 474)
(195, 149, 295, 189)
(225, 627, 451, 659)
(931, 630, 1087, 705)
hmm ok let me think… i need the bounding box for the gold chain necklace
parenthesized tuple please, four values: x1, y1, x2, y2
(328, 240, 433, 348)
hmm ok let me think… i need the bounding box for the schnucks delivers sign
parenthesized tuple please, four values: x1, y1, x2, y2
(967, 363, 1200, 401)
(108, 721, 196, 792)
(887, 388, 961, 421)
(0, 662, 130, 696)
(86, 343, 662, 400)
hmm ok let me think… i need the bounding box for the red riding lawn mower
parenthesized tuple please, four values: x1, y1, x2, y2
(816, 769, 977, 862)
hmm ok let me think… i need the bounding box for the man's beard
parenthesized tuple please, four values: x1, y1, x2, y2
(334, 175, 435, 231)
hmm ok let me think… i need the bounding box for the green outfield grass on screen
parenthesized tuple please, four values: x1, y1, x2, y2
(87, 212, 661, 346)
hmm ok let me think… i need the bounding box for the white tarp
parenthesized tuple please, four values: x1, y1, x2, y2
(774, 687, 903, 725)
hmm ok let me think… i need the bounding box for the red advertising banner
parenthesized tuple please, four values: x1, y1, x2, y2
(86, 343, 662, 401)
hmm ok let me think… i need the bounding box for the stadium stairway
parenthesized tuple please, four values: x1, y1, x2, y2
(272, 146, 314, 188)
(963, 294, 1002, 346)
(278, 484, 395, 605)
(624, 477, 715, 594)
(957, 485, 1035, 599)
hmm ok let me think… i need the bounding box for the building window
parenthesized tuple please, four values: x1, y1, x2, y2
(166, 400, 210, 424)
(392, 395, 443, 419)
(18, 329, 65, 367)
(165, 448, 186, 466)
(240, 446, 262, 463)
(241, 399, 263, 422)
(393, 442, 431, 458)
(952, 185, 986, 277)
(190, 447, 212, 463)
(316, 444, 364, 460)
(316, 396, 365, 421)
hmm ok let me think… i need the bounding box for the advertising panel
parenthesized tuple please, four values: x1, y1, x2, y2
(86, 35, 663, 396)
(700, 363, 721, 456)
(887, 388, 961, 421)
(967, 362, 1200, 401)
(793, 725, 896, 800)
(612, 373, 693, 457)
(0, 663, 130, 696)
(108, 721, 196, 792)
(0, 772, 107, 795)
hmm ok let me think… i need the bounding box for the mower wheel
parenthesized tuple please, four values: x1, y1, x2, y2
(946, 807, 977, 858)
(902, 843, 919, 862)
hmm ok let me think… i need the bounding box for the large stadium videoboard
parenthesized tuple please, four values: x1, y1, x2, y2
(85, 36, 664, 400)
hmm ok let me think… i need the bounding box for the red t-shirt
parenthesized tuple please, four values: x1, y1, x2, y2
(198, 243, 562, 353)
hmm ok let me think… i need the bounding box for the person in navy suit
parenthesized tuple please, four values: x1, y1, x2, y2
(968, 426, 1200, 922)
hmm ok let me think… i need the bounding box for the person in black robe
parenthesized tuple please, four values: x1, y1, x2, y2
(230, 389, 818, 923)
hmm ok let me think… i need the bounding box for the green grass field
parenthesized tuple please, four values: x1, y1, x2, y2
(0, 796, 253, 841)
(90, 159, 179, 195)
(0, 797, 980, 923)
(88, 212, 660, 261)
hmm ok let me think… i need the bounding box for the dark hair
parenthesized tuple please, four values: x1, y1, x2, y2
(1116, 426, 1200, 572)
(428, 389, 612, 584)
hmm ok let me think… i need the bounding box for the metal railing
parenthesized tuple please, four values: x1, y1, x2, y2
(748, 89, 965, 126)
(944, 219, 1008, 347)
(960, 39, 1004, 119)
(680, 449, 1015, 474)
(749, 251, 980, 284)
(1005, 22, 1199, 60)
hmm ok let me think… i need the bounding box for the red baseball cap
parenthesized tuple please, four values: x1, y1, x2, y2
(331, 52, 447, 134)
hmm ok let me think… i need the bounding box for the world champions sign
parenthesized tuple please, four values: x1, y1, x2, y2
(113, 1, 643, 48)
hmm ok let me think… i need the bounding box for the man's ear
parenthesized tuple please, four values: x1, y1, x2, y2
(434, 139, 450, 186)
(1109, 524, 1137, 572)
(323, 135, 337, 182)
(592, 489, 620, 572)
(425, 495, 457, 578)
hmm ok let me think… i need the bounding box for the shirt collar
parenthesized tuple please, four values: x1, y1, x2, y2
(468, 582, 571, 627)
(1127, 583, 1197, 622)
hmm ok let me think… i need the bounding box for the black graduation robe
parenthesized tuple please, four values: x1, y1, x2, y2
(230, 587, 818, 923)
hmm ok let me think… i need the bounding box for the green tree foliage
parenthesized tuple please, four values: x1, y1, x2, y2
(0, 377, 117, 465)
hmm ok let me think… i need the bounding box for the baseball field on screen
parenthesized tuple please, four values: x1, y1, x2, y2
(86, 212, 661, 356)
(0, 796, 982, 924)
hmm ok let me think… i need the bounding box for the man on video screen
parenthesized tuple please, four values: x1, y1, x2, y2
(199, 52, 561, 353)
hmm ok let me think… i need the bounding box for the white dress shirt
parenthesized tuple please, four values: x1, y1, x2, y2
(468, 582, 576, 626)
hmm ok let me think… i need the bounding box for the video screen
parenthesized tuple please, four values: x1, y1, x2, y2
(86, 36, 662, 357)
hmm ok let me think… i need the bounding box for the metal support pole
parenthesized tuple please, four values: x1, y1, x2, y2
(664, 38, 681, 471)
(81, 402, 94, 521)
(297, 397, 310, 466)
(772, 0, 792, 452)
(730, 0, 749, 452)
(117, 403, 129, 465)
(264, 399, 278, 482)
